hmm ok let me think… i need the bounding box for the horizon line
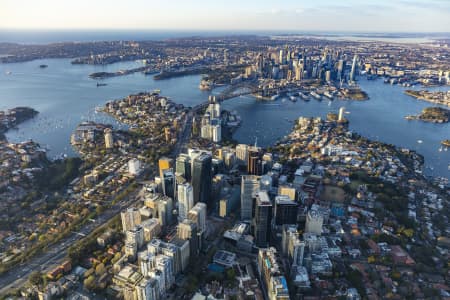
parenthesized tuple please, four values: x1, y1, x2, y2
(1, 28, 450, 35)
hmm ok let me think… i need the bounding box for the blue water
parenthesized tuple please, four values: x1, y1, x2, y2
(207, 263, 225, 273)
(0, 58, 448, 179)
(220, 81, 450, 180)
(0, 58, 213, 156)
(0, 30, 448, 44)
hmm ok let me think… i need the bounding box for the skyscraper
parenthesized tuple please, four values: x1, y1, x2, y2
(191, 153, 212, 205)
(279, 49, 284, 64)
(349, 54, 358, 83)
(305, 209, 324, 235)
(188, 202, 207, 233)
(177, 182, 194, 221)
(161, 168, 175, 199)
(253, 191, 272, 248)
(104, 128, 114, 149)
(247, 147, 262, 175)
(236, 144, 248, 166)
(126, 225, 145, 249)
(121, 208, 142, 232)
(157, 196, 174, 227)
(274, 195, 298, 226)
(241, 175, 260, 220)
(337, 59, 345, 82)
(177, 219, 199, 259)
(175, 154, 191, 181)
(338, 107, 345, 122)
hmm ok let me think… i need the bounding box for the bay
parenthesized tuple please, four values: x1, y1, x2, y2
(0, 58, 448, 179)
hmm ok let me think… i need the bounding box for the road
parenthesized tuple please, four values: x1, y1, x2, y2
(0, 109, 195, 296)
(0, 192, 143, 295)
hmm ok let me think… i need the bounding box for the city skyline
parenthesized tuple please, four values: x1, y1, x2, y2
(1, 0, 450, 32)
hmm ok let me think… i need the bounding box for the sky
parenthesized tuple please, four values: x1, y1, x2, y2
(1, 0, 450, 32)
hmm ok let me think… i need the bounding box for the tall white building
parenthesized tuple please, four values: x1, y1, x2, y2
(155, 255, 175, 290)
(241, 175, 260, 220)
(200, 102, 222, 142)
(177, 182, 194, 221)
(157, 196, 173, 228)
(212, 124, 221, 143)
(338, 107, 345, 122)
(141, 218, 161, 243)
(188, 202, 207, 233)
(104, 128, 114, 149)
(349, 54, 358, 83)
(126, 225, 145, 249)
(236, 144, 249, 166)
(136, 277, 159, 300)
(121, 208, 142, 232)
(128, 158, 142, 175)
(305, 209, 324, 235)
(138, 251, 156, 277)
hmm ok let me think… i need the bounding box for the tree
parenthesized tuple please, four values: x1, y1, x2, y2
(83, 275, 96, 290)
(29, 271, 44, 287)
(111, 252, 122, 264)
(95, 263, 106, 276)
(226, 268, 236, 281)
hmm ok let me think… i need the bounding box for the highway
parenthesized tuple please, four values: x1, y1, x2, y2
(0, 109, 195, 296)
(0, 194, 142, 296)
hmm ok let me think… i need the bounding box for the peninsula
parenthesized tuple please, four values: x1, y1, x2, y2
(405, 106, 450, 123)
(0, 107, 39, 139)
(405, 90, 450, 107)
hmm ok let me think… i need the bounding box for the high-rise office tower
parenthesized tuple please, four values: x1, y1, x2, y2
(211, 124, 221, 143)
(161, 168, 175, 199)
(337, 59, 345, 82)
(257, 53, 264, 73)
(236, 144, 249, 166)
(177, 182, 194, 221)
(253, 191, 272, 248)
(177, 219, 199, 259)
(164, 127, 171, 143)
(175, 154, 191, 181)
(274, 195, 298, 226)
(157, 196, 174, 227)
(279, 49, 285, 64)
(188, 202, 207, 233)
(191, 153, 212, 205)
(350, 54, 358, 82)
(289, 237, 305, 267)
(241, 175, 260, 220)
(282, 224, 297, 256)
(121, 208, 142, 232)
(223, 49, 229, 65)
(247, 147, 262, 175)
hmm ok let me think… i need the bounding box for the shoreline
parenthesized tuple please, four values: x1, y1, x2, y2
(404, 90, 450, 107)
(0, 107, 39, 140)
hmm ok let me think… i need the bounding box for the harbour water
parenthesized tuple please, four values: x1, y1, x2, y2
(0, 58, 449, 179)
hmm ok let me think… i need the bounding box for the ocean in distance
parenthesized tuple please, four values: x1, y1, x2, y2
(0, 29, 449, 44)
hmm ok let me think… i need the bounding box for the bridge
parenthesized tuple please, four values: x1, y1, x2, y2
(216, 81, 260, 101)
(192, 80, 296, 114)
